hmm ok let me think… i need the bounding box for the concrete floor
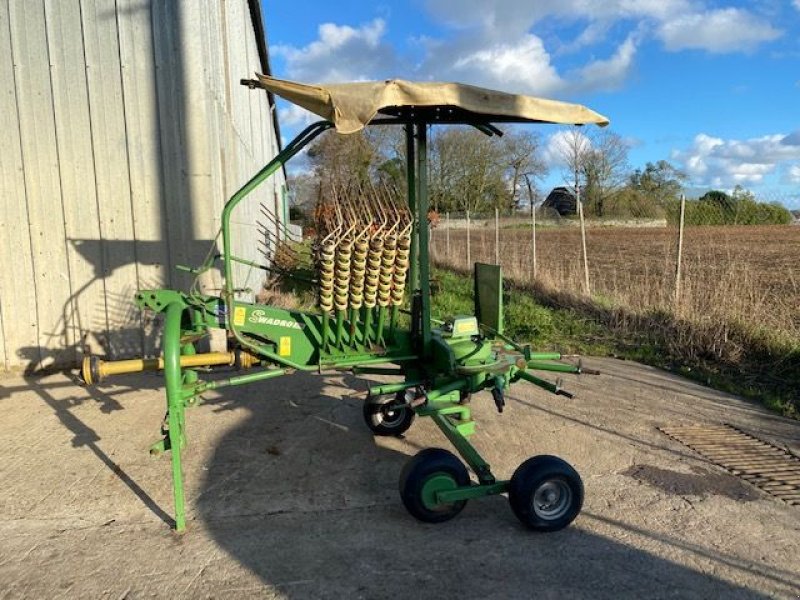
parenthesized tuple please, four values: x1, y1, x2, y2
(0, 357, 798, 599)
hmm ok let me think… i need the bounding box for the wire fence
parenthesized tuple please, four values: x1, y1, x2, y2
(431, 194, 800, 349)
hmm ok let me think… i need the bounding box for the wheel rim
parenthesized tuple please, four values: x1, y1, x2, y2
(378, 404, 406, 428)
(532, 479, 572, 521)
(420, 473, 459, 511)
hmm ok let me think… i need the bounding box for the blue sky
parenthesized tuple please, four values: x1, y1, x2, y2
(263, 0, 800, 206)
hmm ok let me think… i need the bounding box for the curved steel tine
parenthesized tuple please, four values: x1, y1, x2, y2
(380, 183, 400, 236)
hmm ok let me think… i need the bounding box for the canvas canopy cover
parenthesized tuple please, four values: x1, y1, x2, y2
(253, 75, 609, 134)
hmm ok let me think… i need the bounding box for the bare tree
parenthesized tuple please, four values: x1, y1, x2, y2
(286, 172, 318, 219)
(581, 130, 629, 217)
(556, 126, 592, 200)
(499, 129, 546, 212)
(556, 127, 629, 218)
(296, 124, 548, 216)
(306, 130, 378, 198)
(556, 127, 593, 292)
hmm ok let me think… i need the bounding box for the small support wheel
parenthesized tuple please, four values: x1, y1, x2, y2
(508, 455, 583, 532)
(363, 391, 415, 436)
(399, 448, 470, 523)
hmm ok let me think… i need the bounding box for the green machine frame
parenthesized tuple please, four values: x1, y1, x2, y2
(84, 114, 598, 533)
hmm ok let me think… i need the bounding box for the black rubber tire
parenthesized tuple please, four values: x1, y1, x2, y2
(363, 392, 415, 436)
(508, 455, 584, 532)
(399, 448, 470, 523)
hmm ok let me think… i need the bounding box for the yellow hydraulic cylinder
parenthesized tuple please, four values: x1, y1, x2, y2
(81, 350, 259, 385)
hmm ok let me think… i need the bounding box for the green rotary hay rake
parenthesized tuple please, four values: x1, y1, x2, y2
(81, 76, 609, 532)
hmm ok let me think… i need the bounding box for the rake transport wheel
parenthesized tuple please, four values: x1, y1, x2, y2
(363, 392, 416, 436)
(508, 455, 584, 532)
(399, 448, 470, 523)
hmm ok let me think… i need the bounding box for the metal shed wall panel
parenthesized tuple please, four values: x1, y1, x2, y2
(8, 0, 73, 369)
(45, 0, 109, 363)
(0, 0, 285, 370)
(0, 1, 38, 370)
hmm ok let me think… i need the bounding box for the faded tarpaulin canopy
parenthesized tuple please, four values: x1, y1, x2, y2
(252, 75, 610, 134)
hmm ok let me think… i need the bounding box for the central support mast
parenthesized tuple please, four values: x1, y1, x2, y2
(415, 122, 432, 355)
(406, 124, 417, 295)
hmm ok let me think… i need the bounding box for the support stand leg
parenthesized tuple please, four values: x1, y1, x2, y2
(163, 302, 187, 532)
(415, 390, 510, 504)
(420, 391, 497, 485)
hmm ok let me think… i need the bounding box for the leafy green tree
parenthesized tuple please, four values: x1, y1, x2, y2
(699, 190, 735, 210)
(629, 160, 685, 205)
(666, 189, 792, 225)
(731, 184, 756, 202)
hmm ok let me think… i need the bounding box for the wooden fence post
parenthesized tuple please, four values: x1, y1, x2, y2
(446, 212, 450, 257)
(532, 202, 537, 280)
(495, 207, 500, 265)
(466, 209, 471, 269)
(577, 187, 590, 295)
(675, 193, 686, 304)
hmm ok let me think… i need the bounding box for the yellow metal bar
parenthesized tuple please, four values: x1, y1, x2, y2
(82, 352, 241, 384)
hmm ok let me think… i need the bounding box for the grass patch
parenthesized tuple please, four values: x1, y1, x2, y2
(432, 269, 618, 356)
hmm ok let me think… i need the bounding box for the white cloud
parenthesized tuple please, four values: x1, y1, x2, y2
(673, 133, 800, 187)
(269, 2, 781, 121)
(658, 8, 781, 53)
(556, 21, 613, 55)
(543, 129, 592, 168)
(424, 1, 780, 54)
(278, 103, 316, 128)
(794, 0, 800, 11)
(271, 15, 640, 99)
(571, 34, 638, 92)
(271, 19, 398, 82)
(430, 33, 640, 97)
(449, 34, 564, 95)
(423, 0, 694, 36)
(787, 165, 800, 184)
(415, 2, 780, 100)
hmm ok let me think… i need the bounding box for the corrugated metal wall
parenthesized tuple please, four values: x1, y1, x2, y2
(0, 0, 285, 371)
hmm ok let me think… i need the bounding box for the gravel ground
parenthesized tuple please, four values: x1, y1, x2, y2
(0, 357, 798, 599)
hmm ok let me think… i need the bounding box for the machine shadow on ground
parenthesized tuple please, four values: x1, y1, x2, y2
(3, 368, 175, 527)
(192, 370, 778, 599)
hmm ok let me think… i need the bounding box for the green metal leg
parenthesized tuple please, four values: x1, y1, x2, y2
(321, 311, 330, 353)
(163, 302, 187, 532)
(349, 307, 359, 349)
(389, 305, 398, 339)
(420, 390, 495, 484)
(334, 309, 345, 349)
(430, 412, 495, 484)
(363, 307, 374, 346)
(376, 306, 386, 345)
(416, 389, 510, 503)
